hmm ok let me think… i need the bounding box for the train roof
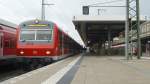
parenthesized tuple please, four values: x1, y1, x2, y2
(0, 18, 17, 28)
(19, 19, 54, 26)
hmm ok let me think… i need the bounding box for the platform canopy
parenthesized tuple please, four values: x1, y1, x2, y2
(73, 16, 126, 46)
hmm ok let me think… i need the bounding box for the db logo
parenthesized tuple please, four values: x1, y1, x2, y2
(33, 50, 38, 54)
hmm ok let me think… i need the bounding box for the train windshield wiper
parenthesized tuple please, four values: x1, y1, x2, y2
(21, 40, 26, 42)
(47, 40, 50, 42)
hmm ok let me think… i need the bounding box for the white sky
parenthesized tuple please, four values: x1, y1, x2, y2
(0, 0, 149, 46)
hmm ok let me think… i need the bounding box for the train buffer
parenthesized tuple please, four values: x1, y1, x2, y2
(1, 54, 150, 84)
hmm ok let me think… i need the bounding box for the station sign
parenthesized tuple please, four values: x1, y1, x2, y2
(83, 6, 89, 15)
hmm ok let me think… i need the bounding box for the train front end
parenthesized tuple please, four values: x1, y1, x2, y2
(16, 20, 57, 57)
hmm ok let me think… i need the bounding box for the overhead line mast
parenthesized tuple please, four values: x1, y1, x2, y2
(125, 0, 141, 60)
(41, 0, 54, 20)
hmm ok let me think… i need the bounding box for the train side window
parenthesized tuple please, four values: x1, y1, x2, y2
(4, 40, 9, 48)
(0, 37, 3, 48)
(0, 26, 2, 29)
(59, 32, 62, 48)
(9, 40, 13, 48)
(12, 40, 15, 48)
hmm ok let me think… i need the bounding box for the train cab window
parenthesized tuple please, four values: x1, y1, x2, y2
(36, 30, 52, 41)
(20, 30, 35, 41)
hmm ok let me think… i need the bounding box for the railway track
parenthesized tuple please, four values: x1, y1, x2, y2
(0, 55, 77, 82)
(0, 69, 25, 82)
(0, 63, 49, 82)
(0, 64, 27, 82)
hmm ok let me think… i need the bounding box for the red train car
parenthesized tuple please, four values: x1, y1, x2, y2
(0, 19, 17, 58)
(111, 43, 137, 56)
(16, 20, 82, 70)
(0, 19, 17, 66)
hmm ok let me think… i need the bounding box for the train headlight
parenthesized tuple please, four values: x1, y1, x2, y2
(46, 51, 51, 55)
(20, 51, 24, 54)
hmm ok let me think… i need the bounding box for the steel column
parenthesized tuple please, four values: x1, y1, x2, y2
(108, 28, 111, 55)
(136, 0, 141, 59)
(125, 0, 130, 60)
(41, 0, 54, 20)
(125, 0, 141, 60)
(41, 0, 45, 20)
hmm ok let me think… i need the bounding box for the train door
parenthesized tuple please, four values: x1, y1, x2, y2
(0, 32, 3, 56)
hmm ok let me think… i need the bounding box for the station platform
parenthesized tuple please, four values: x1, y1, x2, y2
(1, 54, 150, 84)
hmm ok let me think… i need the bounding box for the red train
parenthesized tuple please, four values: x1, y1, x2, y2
(16, 19, 82, 70)
(0, 19, 17, 65)
(111, 43, 137, 56)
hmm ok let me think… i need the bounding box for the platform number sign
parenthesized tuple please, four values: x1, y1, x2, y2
(83, 6, 89, 15)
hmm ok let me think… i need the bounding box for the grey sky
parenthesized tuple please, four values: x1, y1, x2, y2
(0, 0, 149, 46)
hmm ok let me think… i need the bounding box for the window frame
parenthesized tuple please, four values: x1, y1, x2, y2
(19, 29, 53, 42)
(36, 30, 53, 41)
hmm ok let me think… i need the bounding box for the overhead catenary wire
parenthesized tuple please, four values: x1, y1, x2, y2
(88, 0, 124, 6)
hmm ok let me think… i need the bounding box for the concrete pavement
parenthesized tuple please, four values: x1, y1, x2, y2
(71, 56, 150, 84)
